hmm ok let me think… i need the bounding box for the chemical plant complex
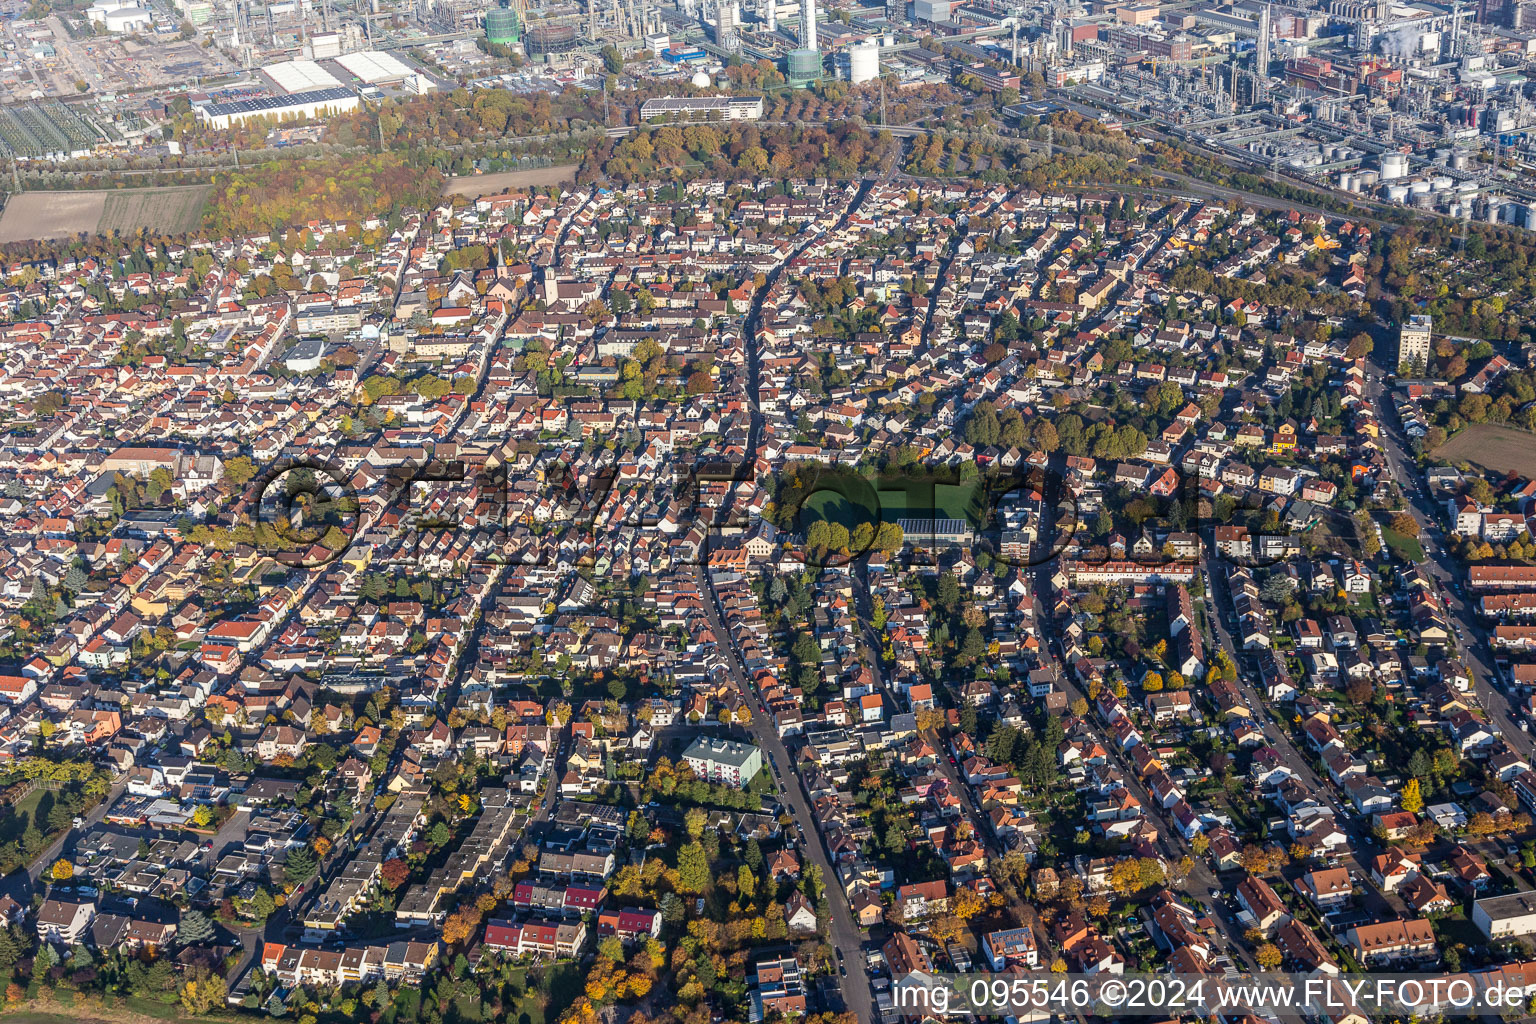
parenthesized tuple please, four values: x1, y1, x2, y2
(1, 0, 1536, 225)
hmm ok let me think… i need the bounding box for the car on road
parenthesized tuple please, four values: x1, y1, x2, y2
(72, 816, 83, 828)
(836, 946, 844, 960)
(839, 965, 847, 977)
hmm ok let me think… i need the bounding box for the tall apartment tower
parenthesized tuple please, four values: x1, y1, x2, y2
(1399, 314, 1433, 369)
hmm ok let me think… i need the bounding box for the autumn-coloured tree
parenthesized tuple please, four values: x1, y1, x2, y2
(380, 858, 411, 891)
(928, 912, 963, 944)
(441, 905, 481, 946)
(1241, 844, 1274, 875)
(178, 967, 228, 1015)
(952, 887, 984, 920)
(1390, 512, 1421, 539)
(1109, 859, 1144, 895)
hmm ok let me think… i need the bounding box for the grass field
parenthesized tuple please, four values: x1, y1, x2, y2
(499, 961, 581, 1024)
(1381, 523, 1426, 563)
(444, 165, 578, 198)
(1433, 422, 1536, 479)
(0, 995, 247, 1024)
(0, 186, 209, 243)
(876, 480, 983, 523)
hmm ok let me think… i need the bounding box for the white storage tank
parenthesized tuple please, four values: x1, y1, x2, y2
(1387, 184, 1410, 202)
(847, 40, 879, 84)
(1432, 175, 1453, 191)
(1380, 151, 1409, 180)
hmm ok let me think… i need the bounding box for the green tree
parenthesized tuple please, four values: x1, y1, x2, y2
(677, 842, 709, 893)
(179, 968, 228, 1015)
(222, 456, 257, 488)
(179, 910, 216, 945)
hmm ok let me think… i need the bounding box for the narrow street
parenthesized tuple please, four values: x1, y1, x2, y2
(2, 775, 129, 906)
(1365, 364, 1530, 758)
(1029, 461, 1262, 977)
(694, 564, 875, 1023)
(848, 560, 1077, 984)
(1199, 555, 1396, 927)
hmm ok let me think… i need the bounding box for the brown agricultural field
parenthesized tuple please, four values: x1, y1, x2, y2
(1433, 423, 1536, 479)
(0, 185, 209, 242)
(98, 186, 210, 235)
(444, 164, 578, 198)
(0, 191, 106, 241)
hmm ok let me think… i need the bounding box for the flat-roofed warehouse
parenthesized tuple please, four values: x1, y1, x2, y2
(639, 96, 764, 121)
(197, 87, 358, 129)
(262, 58, 344, 94)
(334, 49, 416, 86)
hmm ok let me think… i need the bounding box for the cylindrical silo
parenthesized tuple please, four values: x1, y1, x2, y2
(848, 40, 878, 83)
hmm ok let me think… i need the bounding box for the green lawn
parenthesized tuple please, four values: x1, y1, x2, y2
(798, 471, 985, 531)
(801, 486, 878, 533)
(507, 961, 582, 1024)
(1381, 524, 1425, 563)
(876, 481, 982, 525)
(1432, 908, 1481, 951)
(10, 787, 49, 827)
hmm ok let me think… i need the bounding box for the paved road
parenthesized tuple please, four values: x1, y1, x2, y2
(693, 564, 874, 1023)
(662, 172, 894, 1018)
(1027, 461, 1263, 978)
(1199, 556, 1398, 925)
(1365, 365, 1531, 758)
(1, 774, 128, 905)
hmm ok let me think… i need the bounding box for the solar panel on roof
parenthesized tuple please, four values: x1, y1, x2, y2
(205, 86, 356, 117)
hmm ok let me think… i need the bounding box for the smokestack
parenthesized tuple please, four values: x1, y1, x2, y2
(1256, 3, 1270, 79)
(803, 0, 816, 50)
